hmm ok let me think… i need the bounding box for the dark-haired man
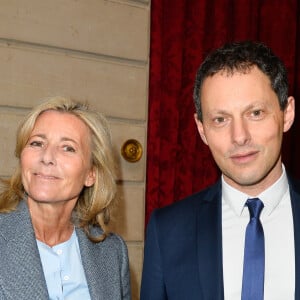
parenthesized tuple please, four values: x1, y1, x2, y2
(141, 41, 299, 299)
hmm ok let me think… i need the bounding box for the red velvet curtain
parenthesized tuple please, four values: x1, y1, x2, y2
(146, 0, 300, 224)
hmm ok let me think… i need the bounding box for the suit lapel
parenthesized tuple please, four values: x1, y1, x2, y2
(289, 178, 300, 299)
(196, 182, 224, 299)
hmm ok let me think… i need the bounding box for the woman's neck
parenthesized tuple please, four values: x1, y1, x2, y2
(27, 198, 76, 247)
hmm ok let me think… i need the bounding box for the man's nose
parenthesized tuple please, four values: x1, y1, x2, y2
(231, 117, 251, 146)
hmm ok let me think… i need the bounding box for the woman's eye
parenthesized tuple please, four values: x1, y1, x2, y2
(63, 145, 75, 152)
(29, 141, 43, 147)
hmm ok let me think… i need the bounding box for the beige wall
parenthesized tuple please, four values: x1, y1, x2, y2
(0, 1, 150, 299)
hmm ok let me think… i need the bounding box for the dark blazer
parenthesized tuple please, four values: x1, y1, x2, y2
(140, 178, 300, 300)
(0, 200, 131, 300)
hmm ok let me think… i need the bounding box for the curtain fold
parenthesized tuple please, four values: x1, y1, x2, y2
(146, 0, 300, 223)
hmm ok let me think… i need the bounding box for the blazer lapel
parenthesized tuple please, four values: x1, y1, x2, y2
(0, 201, 49, 299)
(76, 228, 106, 299)
(196, 182, 224, 300)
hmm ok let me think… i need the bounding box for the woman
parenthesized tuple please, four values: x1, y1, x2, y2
(0, 96, 131, 299)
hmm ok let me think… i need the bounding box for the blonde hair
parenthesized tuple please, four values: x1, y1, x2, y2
(0, 96, 117, 242)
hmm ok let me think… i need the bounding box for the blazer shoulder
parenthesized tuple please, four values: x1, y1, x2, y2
(76, 227, 129, 262)
(101, 233, 129, 255)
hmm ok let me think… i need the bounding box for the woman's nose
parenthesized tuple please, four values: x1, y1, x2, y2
(40, 145, 56, 165)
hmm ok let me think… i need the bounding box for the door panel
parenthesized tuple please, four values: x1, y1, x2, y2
(0, 0, 149, 61)
(0, 44, 148, 120)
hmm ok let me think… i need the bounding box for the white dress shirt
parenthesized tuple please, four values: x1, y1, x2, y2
(222, 166, 295, 300)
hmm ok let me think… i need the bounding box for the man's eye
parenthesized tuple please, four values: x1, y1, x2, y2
(214, 117, 225, 123)
(251, 110, 264, 118)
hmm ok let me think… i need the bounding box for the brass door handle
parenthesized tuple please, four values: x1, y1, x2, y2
(121, 139, 143, 162)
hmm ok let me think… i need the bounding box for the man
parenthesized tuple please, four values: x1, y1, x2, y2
(140, 41, 300, 299)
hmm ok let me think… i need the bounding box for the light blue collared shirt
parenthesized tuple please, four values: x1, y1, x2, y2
(37, 230, 91, 300)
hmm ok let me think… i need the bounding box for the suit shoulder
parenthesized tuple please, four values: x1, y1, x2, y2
(288, 176, 300, 194)
(151, 180, 221, 221)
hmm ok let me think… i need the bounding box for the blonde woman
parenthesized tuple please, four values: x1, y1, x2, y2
(0, 97, 131, 299)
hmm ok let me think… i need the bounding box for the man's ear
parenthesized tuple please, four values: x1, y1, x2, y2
(194, 113, 208, 145)
(283, 96, 295, 133)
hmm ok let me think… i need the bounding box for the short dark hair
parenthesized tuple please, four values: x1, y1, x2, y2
(193, 41, 289, 121)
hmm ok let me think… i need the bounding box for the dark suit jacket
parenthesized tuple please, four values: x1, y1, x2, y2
(140, 178, 300, 300)
(0, 200, 131, 300)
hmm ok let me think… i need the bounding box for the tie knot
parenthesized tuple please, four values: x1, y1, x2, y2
(246, 198, 264, 218)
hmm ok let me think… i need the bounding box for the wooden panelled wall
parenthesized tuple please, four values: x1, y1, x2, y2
(0, 1, 150, 299)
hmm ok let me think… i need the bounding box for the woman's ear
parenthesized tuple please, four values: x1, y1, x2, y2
(85, 167, 96, 187)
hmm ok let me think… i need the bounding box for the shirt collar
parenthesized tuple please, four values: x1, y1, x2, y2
(222, 164, 289, 217)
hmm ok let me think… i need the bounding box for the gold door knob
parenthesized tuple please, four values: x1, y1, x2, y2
(121, 139, 143, 162)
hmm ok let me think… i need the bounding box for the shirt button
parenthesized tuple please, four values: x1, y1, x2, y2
(56, 249, 63, 255)
(63, 275, 70, 281)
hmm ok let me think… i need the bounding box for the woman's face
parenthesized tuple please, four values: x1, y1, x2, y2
(21, 110, 96, 205)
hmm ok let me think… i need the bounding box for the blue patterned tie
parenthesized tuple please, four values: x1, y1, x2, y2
(241, 198, 264, 300)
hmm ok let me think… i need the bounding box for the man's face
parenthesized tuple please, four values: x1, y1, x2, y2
(195, 66, 294, 195)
